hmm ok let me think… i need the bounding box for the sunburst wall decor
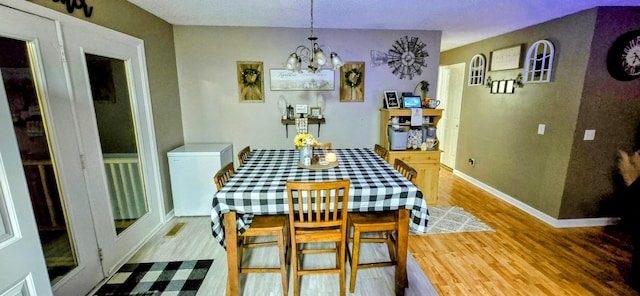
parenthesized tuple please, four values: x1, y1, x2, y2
(370, 36, 429, 80)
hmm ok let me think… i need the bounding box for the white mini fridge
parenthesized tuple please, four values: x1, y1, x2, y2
(168, 143, 233, 216)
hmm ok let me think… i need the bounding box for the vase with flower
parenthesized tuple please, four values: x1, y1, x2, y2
(417, 80, 430, 108)
(294, 133, 317, 165)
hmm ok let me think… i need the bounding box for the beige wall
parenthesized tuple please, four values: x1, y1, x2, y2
(441, 7, 640, 219)
(173, 26, 441, 158)
(28, 0, 183, 212)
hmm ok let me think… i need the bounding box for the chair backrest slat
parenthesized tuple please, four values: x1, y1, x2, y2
(287, 180, 350, 228)
(238, 146, 251, 165)
(394, 158, 417, 185)
(374, 144, 389, 161)
(214, 162, 235, 190)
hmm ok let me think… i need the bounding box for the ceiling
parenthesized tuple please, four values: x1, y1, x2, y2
(127, 0, 639, 51)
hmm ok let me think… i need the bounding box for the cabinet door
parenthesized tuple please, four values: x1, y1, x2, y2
(389, 152, 440, 205)
(414, 163, 440, 205)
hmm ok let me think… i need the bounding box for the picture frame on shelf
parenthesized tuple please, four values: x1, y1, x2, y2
(310, 107, 322, 118)
(384, 91, 400, 109)
(295, 104, 308, 117)
(237, 61, 264, 103)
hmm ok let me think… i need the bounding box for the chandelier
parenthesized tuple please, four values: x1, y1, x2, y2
(285, 0, 344, 73)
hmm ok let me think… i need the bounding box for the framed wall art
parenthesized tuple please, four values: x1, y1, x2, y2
(489, 44, 523, 71)
(340, 62, 365, 102)
(237, 61, 264, 103)
(490, 81, 499, 94)
(269, 69, 334, 91)
(384, 91, 400, 109)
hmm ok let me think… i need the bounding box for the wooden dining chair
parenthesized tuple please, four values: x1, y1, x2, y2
(312, 142, 332, 149)
(214, 162, 290, 296)
(237, 146, 251, 165)
(374, 144, 389, 162)
(286, 180, 350, 296)
(346, 158, 416, 293)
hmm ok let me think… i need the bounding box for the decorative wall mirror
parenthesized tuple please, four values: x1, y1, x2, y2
(468, 54, 486, 86)
(524, 40, 555, 83)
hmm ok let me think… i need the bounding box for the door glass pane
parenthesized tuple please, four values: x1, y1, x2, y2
(0, 37, 77, 283)
(85, 54, 148, 234)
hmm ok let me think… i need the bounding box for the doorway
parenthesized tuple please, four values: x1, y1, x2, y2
(437, 63, 465, 169)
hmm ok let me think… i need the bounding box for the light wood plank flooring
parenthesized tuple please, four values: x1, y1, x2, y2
(409, 168, 638, 295)
(124, 216, 435, 295)
(124, 168, 638, 295)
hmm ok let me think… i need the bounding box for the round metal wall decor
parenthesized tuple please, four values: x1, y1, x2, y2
(387, 36, 429, 80)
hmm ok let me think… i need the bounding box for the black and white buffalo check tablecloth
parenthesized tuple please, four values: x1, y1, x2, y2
(211, 148, 429, 247)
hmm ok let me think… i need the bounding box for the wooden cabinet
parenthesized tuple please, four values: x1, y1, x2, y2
(379, 108, 442, 205)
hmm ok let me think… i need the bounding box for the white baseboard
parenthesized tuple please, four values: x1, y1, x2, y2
(165, 209, 175, 222)
(452, 170, 620, 228)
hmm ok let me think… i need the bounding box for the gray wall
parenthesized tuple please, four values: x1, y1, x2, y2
(561, 7, 640, 218)
(441, 7, 640, 219)
(173, 26, 441, 157)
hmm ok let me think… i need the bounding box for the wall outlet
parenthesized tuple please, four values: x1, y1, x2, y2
(584, 129, 596, 141)
(537, 124, 545, 135)
(468, 158, 476, 167)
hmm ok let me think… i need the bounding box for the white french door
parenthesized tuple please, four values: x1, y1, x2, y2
(61, 16, 165, 277)
(0, 5, 102, 295)
(0, 3, 164, 295)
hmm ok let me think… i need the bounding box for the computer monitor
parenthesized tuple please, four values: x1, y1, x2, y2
(402, 96, 422, 108)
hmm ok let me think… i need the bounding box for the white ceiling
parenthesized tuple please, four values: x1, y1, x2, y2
(127, 0, 639, 51)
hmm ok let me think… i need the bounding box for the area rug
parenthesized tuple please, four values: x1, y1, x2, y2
(93, 259, 213, 296)
(418, 206, 495, 234)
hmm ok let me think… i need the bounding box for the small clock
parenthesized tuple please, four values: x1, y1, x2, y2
(607, 30, 640, 81)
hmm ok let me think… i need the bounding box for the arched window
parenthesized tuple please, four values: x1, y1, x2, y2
(468, 54, 486, 86)
(524, 40, 554, 83)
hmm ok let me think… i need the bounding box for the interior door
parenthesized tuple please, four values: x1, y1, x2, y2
(0, 5, 102, 296)
(0, 54, 52, 296)
(437, 63, 465, 169)
(61, 20, 164, 276)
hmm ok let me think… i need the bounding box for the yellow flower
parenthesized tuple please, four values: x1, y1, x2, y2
(294, 133, 317, 147)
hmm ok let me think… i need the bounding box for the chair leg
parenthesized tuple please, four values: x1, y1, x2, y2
(292, 242, 300, 296)
(339, 236, 346, 296)
(237, 237, 246, 269)
(335, 242, 340, 267)
(277, 231, 288, 296)
(385, 231, 396, 261)
(349, 227, 361, 293)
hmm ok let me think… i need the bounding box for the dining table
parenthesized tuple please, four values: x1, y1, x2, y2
(211, 148, 429, 296)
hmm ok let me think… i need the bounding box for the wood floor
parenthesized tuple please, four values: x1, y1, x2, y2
(409, 168, 638, 295)
(123, 168, 638, 295)
(124, 215, 435, 295)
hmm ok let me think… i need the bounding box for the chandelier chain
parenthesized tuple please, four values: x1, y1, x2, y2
(310, 0, 314, 38)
